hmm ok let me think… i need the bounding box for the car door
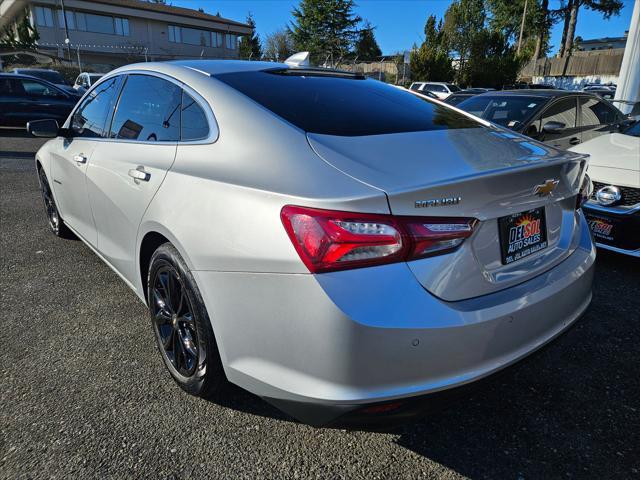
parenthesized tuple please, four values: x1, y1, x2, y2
(19, 78, 75, 125)
(578, 96, 622, 144)
(85, 73, 182, 284)
(533, 96, 580, 149)
(49, 75, 124, 246)
(0, 78, 28, 127)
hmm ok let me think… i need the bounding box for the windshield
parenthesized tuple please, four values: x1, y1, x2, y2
(215, 70, 482, 136)
(21, 70, 65, 84)
(456, 95, 546, 128)
(447, 84, 461, 92)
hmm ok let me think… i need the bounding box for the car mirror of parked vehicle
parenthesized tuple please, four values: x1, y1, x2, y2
(542, 121, 566, 134)
(27, 119, 61, 138)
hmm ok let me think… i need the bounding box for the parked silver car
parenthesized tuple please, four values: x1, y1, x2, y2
(29, 60, 595, 426)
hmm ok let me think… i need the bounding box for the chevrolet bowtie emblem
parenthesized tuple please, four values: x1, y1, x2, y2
(533, 179, 559, 197)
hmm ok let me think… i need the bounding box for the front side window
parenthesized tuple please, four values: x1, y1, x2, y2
(20, 79, 63, 98)
(214, 69, 481, 136)
(71, 76, 122, 138)
(580, 97, 619, 126)
(110, 75, 181, 142)
(540, 97, 577, 129)
(181, 91, 209, 141)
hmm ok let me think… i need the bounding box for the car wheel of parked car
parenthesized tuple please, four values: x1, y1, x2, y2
(148, 243, 225, 397)
(38, 168, 74, 239)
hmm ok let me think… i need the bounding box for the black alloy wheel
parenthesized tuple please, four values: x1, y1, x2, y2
(38, 168, 74, 238)
(148, 243, 225, 397)
(151, 265, 199, 377)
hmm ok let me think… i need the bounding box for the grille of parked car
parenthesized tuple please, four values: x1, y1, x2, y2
(592, 181, 640, 207)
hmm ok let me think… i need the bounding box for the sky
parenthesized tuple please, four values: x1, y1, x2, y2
(172, 0, 636, 56)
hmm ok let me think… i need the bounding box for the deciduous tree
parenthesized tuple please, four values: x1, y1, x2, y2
(264, 29, 295, 61)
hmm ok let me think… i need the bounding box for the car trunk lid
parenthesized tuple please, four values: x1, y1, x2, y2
(307, 128, 589, 301)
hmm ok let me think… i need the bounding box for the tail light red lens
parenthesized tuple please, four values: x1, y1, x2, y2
(281, 205, 477, 273)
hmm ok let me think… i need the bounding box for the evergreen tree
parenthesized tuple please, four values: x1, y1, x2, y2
(239, 13, 262, 59)
(442, 0, 486, 84)
(354, 21, 382, 60)
(289, 0, 361, 65)
(410, 14, 454, 83)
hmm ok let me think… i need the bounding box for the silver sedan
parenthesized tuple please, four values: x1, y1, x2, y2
(29, 59, 595, 426)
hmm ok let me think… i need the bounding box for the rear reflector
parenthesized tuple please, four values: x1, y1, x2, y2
(281, 205, 477, 273)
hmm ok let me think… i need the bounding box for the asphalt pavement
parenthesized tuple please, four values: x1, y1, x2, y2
(1, 130, 639, 479)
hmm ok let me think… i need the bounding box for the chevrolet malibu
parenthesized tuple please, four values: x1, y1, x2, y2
(29, 60, 595, 426)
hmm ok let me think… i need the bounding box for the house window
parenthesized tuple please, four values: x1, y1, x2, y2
(169, 25, 220, 47)
(168, 25, 181, 43)
(57, 10, 75, 30)
(214, 32, 224, 48)
(225, 34, 237, 50)
(55, 9, 129, 36)
(34, 6, 54, 27)
(181, 26, 211, 46)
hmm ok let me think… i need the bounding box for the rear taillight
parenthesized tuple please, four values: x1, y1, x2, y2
(281, 205, 477, 273)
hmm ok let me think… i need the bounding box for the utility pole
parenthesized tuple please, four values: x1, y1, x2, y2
(59, 0, 72, 61)
(517, 0, 529, 55)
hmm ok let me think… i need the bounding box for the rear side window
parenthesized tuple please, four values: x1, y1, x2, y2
(580, 97, 619, 126)
(214, 70, 479, 136)
(110, 75, 181, 142)
(181, 91, 209, 141)
(0, 78, 23, 95)
(540, 97, 577, 129)
(71, 76, 122, 138)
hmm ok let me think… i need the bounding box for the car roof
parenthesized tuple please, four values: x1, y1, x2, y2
(111, 60, 290, 77)
(13, 68, 58, 73)
(474, 89, 592, 99)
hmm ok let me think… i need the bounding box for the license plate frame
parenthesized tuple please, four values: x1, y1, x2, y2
(498, 207, 548, 265)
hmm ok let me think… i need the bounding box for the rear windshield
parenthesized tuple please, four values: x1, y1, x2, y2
(214, 70, 481, 136)
(457, 95, 545, 128)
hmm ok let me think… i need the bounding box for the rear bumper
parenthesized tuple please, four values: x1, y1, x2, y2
(583, 202, 640, 256)
(193, 213, 595, 426)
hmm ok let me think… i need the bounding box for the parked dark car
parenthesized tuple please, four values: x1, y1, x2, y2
(0, 73, 79, 128)
(456, 90, 625, 149)
(445, 91, 480, 106)
(11, 68, 79, 95)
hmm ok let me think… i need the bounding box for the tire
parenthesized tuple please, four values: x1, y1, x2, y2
(38, 167, 75, 239)
(147, 242, 226, 398)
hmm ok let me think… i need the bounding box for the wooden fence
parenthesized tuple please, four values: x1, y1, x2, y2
(520, 50, 624, 79)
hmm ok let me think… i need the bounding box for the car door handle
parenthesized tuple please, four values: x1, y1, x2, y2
(74, 154, 87, 164)
(569, 137, 581, 145)
(128, 167, 151, 182)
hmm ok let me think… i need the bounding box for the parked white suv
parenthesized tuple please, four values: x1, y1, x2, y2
(73, 72, 104, 92)
(409, 82, 461, 99)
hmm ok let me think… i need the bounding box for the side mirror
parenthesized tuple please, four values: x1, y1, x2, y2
(542, 121, 566, 134)
(27, 119, 60, 138)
